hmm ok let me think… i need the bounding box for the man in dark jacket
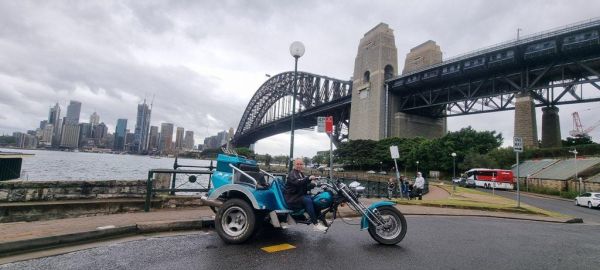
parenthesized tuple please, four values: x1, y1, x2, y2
(285, 158, 327, 232)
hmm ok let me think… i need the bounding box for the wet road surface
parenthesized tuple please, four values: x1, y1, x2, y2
(2, 216, 599, 270)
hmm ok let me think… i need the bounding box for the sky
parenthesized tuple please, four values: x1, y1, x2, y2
(1, 0, 600, 158)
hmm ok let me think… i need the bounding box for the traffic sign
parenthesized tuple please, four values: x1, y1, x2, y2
(325, 116, 333, 134)
(317, 117, 326, 133)
(513, 137, 523, 152)
(390, 145, 400, 159)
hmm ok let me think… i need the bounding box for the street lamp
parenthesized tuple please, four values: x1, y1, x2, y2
(380, 161, 383, 172)
(416, 161, 419, 175)
(451, 152, 457, 193)
(288, 41, 305, 172)
(569, 149, 580, 194)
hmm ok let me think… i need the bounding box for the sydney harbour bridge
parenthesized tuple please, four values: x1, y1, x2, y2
(232, 18, 600, 149)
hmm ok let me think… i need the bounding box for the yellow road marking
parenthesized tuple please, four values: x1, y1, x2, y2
(261, 243, 296, 253)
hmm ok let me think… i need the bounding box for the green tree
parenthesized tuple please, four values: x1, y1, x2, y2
(335, 140, 378, 170)
(562, 136, 596, 147)
(264, 154, 272, 167)
(235, 147, 254, 159)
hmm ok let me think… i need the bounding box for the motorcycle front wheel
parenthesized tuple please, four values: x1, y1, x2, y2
(367, 205, 407, 245)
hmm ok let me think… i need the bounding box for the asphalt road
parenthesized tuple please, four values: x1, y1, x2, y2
(477, 188, 600, 223)
(2, 216, 599, 270)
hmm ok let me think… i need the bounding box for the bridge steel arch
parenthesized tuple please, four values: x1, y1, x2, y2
(233, 71, 352, 147)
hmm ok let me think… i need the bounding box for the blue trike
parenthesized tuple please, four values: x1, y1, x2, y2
(201, 154, 407, 245)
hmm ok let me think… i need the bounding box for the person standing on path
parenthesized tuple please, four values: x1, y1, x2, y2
(387, 178, 396, 199)
(414, 172, 425, 200)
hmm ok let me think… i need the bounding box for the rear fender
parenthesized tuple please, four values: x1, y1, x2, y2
(207, 184, 261, 209)
(360, 201, 396, 230)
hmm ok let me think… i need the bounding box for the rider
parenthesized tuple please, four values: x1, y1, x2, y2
(285, 158, 328, 232)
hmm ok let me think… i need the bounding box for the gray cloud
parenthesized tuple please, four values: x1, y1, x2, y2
(1, 0, 600, 157)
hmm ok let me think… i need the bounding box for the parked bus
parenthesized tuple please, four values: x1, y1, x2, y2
(465, 168, 514, 190)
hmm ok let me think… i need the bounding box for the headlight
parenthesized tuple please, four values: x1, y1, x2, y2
(348, 181, 365, 193)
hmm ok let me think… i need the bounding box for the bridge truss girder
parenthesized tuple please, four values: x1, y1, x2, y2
(233, 71, 352, 147)
(392, 57, 600, 117)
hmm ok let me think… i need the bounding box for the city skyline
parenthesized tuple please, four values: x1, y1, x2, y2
(2, 1, 600, 158)
(7, 99, 203, 153)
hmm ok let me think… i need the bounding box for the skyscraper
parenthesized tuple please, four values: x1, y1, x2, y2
(175, 127, 184, 150)
(184, 130, 194, 150)
(78, 123, 92, 148)
(48, 103, 61, 147)
(159, 123, 174, 154)
(90, 112, 99, 127)
(60, 124, 80, 148)
(65, 100, 82, 125)
(133, 100, 152, 153)
(113, 119, 128, 151)
(148, 126, 159, 151)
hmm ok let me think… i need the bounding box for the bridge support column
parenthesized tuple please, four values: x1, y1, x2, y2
(390, 112, 446, 139)
(541, 106, 561, 148)
(514, 92, 538, 148)
(349, 23, 398, 141)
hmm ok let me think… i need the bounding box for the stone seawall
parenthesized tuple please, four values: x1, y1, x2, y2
(0, 174, 173, 203)
(0, 180, 148, 202)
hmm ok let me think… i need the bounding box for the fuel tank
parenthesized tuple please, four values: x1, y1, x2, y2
(313, 191, 333, 208)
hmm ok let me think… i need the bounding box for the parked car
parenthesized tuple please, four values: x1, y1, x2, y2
(377, 171, 387, 175)
(452, 178, 462, 184)
(463, 178, 476, 188)
(333, 167, 345, 172)
(575, 192, 600, 209)
(366, 170, 376, 174)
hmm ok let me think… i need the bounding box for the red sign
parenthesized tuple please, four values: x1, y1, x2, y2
(325, 116, 333, 134)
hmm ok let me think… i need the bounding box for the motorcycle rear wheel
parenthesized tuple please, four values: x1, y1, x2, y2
(367, 205, 407, 245)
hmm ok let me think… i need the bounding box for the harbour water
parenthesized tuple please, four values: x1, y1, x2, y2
(0, 148, 212, 181)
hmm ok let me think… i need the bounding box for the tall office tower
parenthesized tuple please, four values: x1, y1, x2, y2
(40, 124, 54, 144)
(175, 127, 184, 150)
(39, 120, 48, 130)
(48, 103, 61, 147)
(93, 122, 108, 147)
(113, 119, 128, 151)
(65, 100, 82, 125)
(159, 123, 174, 154)
(184, 130, 194, 150)
(60, 124, 80, 148)
(148, 126, 159, 151)
(89, 112, 100, 127)
(133, 100, 152, 153)
(217, 130, 228, 146)
(78, 123, 92, 148)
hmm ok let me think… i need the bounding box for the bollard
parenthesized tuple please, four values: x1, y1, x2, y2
(145, 171, 153, 212)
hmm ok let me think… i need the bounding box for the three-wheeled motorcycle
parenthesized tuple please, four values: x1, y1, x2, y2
(201, 154, 407, 245)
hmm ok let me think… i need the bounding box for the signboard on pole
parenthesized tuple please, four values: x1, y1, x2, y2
(390, 146, 400, 159)
(317, 117, 326, 133)
(325, 116, 333, 134)
(513, 137, 523, 152)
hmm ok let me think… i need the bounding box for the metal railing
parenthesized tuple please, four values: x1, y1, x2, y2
(144, 158, 215, 212)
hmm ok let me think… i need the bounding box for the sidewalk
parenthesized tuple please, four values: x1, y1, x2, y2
(0, 193, 581, 257)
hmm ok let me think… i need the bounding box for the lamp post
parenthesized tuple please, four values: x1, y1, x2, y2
(451, 152, 456, 193)
(380, 161, 383, 172)
(288, 41, 305, 173)
(569, 149, 580, 194)
(416, 161, 419, 175)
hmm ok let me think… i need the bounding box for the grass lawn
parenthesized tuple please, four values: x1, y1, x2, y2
(395, 184, 568, 218)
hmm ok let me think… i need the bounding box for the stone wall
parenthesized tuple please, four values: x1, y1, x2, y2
(519, 178, 600, 192)
(0, 174, 171, 202)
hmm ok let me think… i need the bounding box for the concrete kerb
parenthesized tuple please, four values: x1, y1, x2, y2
(0, 217, 215, 257)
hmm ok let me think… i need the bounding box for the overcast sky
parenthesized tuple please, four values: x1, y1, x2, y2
(1, 1, 600, 158)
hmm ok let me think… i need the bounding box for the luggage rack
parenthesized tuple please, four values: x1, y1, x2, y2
(144, 156, 215, 212)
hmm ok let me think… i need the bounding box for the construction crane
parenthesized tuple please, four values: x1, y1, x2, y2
(570, 111, 600, 138)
